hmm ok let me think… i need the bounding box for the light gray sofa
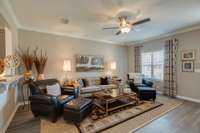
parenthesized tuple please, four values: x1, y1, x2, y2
(79, 77, 118, 97)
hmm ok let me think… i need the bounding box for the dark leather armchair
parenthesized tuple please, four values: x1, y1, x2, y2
(29, 79, 78, 122)
(127, 74, 156, 101)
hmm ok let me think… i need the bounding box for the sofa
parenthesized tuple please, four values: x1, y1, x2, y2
(29, 79, 78, 122)
(66, 77, 118, 97)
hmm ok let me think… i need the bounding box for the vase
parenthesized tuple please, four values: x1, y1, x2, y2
(24, 70, 32, 80)
(37, 73, 45, 80)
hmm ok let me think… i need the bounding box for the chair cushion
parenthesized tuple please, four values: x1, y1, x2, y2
(64, 97, 92, 111)
(142, 79, 153, 87)
(46, 83, 61, 96)
(138, 87, 156, 92)
(57, 95, 74, 104)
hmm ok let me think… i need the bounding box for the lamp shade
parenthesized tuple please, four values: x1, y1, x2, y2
(63, 59, 71, 71)
(110, 61, 116, 70)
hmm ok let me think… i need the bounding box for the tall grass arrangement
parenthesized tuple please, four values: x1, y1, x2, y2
(17, 47, 34, 71)
(34, 48, 48, 78)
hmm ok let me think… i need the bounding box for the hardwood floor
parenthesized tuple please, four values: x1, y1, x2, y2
(6, 106, 40, 133)
(6, 99, 200, 133)
(135, 100, 200, 133)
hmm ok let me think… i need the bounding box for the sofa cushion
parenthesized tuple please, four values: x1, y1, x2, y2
(99, 84, 117, 90)
(100, 77, 109, 85)
(82, 78, 89, 87)
(80, 86, 101, 93)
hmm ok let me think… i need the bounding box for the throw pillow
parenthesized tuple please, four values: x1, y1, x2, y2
(77, 79, 84, 88)
(46, 83, 61, 96)
(82, 78, 89, 87)
(100, 77, 109, 85)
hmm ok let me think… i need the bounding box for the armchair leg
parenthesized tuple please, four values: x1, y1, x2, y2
(52, 117, 57, 123)
(33, 114, 39, 118)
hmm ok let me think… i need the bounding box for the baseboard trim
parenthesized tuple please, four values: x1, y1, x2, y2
(156, 91, 200, 103)
(18, 101, 29, 106)
(2, 103, 20, 133)
(176, 95, 200, 103)
(156, 91, 163, 94)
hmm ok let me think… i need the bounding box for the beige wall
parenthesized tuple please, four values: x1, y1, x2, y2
(0, 1, 19, 132)
(18, 29, 128, 81)
(128, 29, 200, 100)
(0, 1, 18, 53)
(0, 29, 5, 58)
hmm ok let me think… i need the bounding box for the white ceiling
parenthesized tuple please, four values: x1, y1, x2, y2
(8, 0, 200, 44)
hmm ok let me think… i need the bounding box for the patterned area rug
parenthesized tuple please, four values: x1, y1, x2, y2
(79, 101, 162, 133)
(41, 96, 182, 133)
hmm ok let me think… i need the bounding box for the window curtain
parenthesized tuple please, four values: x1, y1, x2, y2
(164, 38, 178, 97)
(134, 46, 142, 73)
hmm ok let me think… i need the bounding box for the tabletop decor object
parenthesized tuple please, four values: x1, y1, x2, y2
(34, 48, 48, 80)
(18, 47, 34, 80)
(4, 55, 20, 75)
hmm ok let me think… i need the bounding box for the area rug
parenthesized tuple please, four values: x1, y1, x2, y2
(41, 96, 182, 133)
(79, 101, 162, 133)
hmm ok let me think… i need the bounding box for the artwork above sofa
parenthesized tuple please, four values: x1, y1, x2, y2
(76, 55, 104, 72)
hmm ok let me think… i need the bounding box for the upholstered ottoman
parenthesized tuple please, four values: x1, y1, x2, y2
(138, 87, 156, 101)
(63, 97, 93, 123)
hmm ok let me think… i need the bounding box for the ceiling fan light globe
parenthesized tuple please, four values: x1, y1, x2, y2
(121, 27, 131, 33)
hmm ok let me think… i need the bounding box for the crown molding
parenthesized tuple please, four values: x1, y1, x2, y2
(19, 26, 121, 45)
(3, 0, 200, 46)
(126, 24, 200, 46)
(1, 0, 21, 28)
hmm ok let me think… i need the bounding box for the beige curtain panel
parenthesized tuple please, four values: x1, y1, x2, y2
(134, 46, 142, 73)
(164, 38, 178, 97)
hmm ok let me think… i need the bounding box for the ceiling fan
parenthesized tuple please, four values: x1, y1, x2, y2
(103, 16, 151, 35)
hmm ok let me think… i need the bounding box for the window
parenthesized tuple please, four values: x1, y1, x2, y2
(141, 50, 164, 80)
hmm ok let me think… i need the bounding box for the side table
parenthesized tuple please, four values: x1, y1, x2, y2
(20, 78, 32, 110)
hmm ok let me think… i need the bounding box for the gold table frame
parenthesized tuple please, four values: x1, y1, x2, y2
(93, 88, 139, 116)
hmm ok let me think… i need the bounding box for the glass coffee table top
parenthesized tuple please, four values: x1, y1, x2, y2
(93, 87, 134, 99)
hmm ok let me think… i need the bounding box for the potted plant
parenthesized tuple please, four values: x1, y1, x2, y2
(34, 48, 48, 80)
(18, 47, 34, 80)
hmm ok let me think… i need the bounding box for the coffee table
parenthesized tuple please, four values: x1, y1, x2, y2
(93, 88, 139, 116)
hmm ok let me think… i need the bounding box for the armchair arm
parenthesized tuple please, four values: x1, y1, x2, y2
(61, 87, 79, 98)
(29, 95, 58, 105)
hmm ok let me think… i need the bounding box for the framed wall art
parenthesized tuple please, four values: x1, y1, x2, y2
(181, 50, 195, 60)
(76, 55, 104, 72)
(182, 61, 194, 72)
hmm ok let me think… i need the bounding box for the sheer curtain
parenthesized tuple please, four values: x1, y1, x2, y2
(164, 38, 178, 97)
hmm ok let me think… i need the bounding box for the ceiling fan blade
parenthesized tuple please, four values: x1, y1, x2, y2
(115, 31, 121, 35)
(103, 27, 119, 30)
(132, 18, 151, 26)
